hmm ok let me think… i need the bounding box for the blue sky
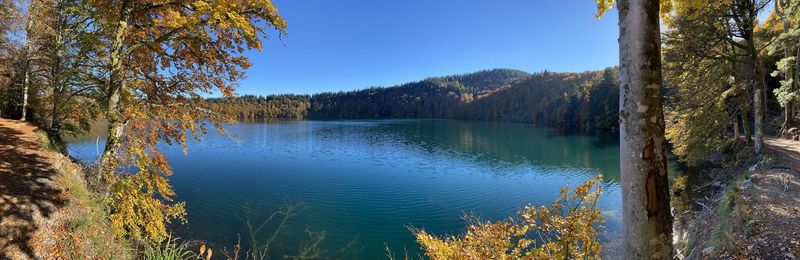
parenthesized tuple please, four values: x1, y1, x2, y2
(237, 0, 620, 96)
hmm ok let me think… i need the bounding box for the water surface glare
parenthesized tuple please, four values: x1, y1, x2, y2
(68, 119, 628, 258)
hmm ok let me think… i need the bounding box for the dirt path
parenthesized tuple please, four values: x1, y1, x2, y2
(0, 119, 65, 259)
(730, 138, 800, 259)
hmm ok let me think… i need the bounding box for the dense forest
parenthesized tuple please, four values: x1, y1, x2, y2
(211, 68, 621, 134)
(207, 94, 311, 119)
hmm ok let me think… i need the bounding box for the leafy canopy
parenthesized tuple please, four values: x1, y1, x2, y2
(91, 0, 287, 243)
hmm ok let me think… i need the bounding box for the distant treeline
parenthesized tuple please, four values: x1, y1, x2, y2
(208, 68, 620, 134)
(208, 94, 311, 119)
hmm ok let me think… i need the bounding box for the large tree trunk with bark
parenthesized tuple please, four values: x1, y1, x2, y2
(617, 0, 673, 258)
(49, 4, 65, 150)
(98, 5, 130, 179)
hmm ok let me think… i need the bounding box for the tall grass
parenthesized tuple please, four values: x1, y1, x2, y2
(142, 234, 196, 260)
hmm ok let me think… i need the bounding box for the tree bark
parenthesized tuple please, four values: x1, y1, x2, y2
(784, 101, 795, 134)
(754, 82, 763, 153)
(21, 73, 29, 121)
(49, 3, 65, 149)
(98, 3, 130, 178)
(742, 108, 753, 144)
(618, 0, 673, 259)
(20, 16, 33, 121)
(752, 52, 765, 154)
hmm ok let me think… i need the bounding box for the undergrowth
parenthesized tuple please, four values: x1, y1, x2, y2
(33, 128, 131, 259)
(710, 170, 751, 252)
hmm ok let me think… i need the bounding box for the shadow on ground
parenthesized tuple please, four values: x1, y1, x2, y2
(0, 122, 65, 258)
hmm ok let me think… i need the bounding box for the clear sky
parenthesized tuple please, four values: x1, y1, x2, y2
(238, 0, 620, 96)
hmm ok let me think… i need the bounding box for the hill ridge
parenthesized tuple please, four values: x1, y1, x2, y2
(208, 67, 620, 134)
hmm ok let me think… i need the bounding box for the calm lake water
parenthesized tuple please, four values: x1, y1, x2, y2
(66, 119, 663, 259)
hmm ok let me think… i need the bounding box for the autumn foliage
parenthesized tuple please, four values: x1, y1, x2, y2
(414, 175, 604, 259)
(50, 0, 288, 243)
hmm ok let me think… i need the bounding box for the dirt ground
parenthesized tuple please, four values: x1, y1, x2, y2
(0, 119, 66, 259)
(724, 138, 800, 259)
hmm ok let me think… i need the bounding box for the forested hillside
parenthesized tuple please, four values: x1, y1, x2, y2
(308, 77, 471, 119)
(452, 68, 619, 133)
(208, 94, 311, 119)
(212, 68, 621, 134)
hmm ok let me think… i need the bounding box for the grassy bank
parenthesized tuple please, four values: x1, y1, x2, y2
(30, 129, 131, 259)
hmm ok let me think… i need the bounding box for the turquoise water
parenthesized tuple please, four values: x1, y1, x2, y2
(68, 119, 628, 259)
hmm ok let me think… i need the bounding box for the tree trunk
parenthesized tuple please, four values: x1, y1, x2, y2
(776, 0, 790, 134)
(98, 4, 130, 178)
(784, 101, 795, 134)
(742, 108, 753, 144)
(785, 10, 800, 133)
(763, 71, 768, 121)
(49, 4, 65, 150)
(734, 0, 765, 155)
(21, 74, 28, 121)
(20, 17, 33, 122)
(793, 35, 800, 128)
(754, 84, 763, 153)
(617, 0, 673, 259)
(752, 55, 765, 154)
(50, 85, 61, 137)
(49, 82, 64, 149)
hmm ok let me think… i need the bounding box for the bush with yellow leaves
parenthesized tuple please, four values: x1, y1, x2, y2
(414, 175, 604, 259)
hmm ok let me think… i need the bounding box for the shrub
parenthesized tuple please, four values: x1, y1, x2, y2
(414, 175, 605, 259)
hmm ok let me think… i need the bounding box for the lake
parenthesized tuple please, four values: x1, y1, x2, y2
(67, 119, 648, 259)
